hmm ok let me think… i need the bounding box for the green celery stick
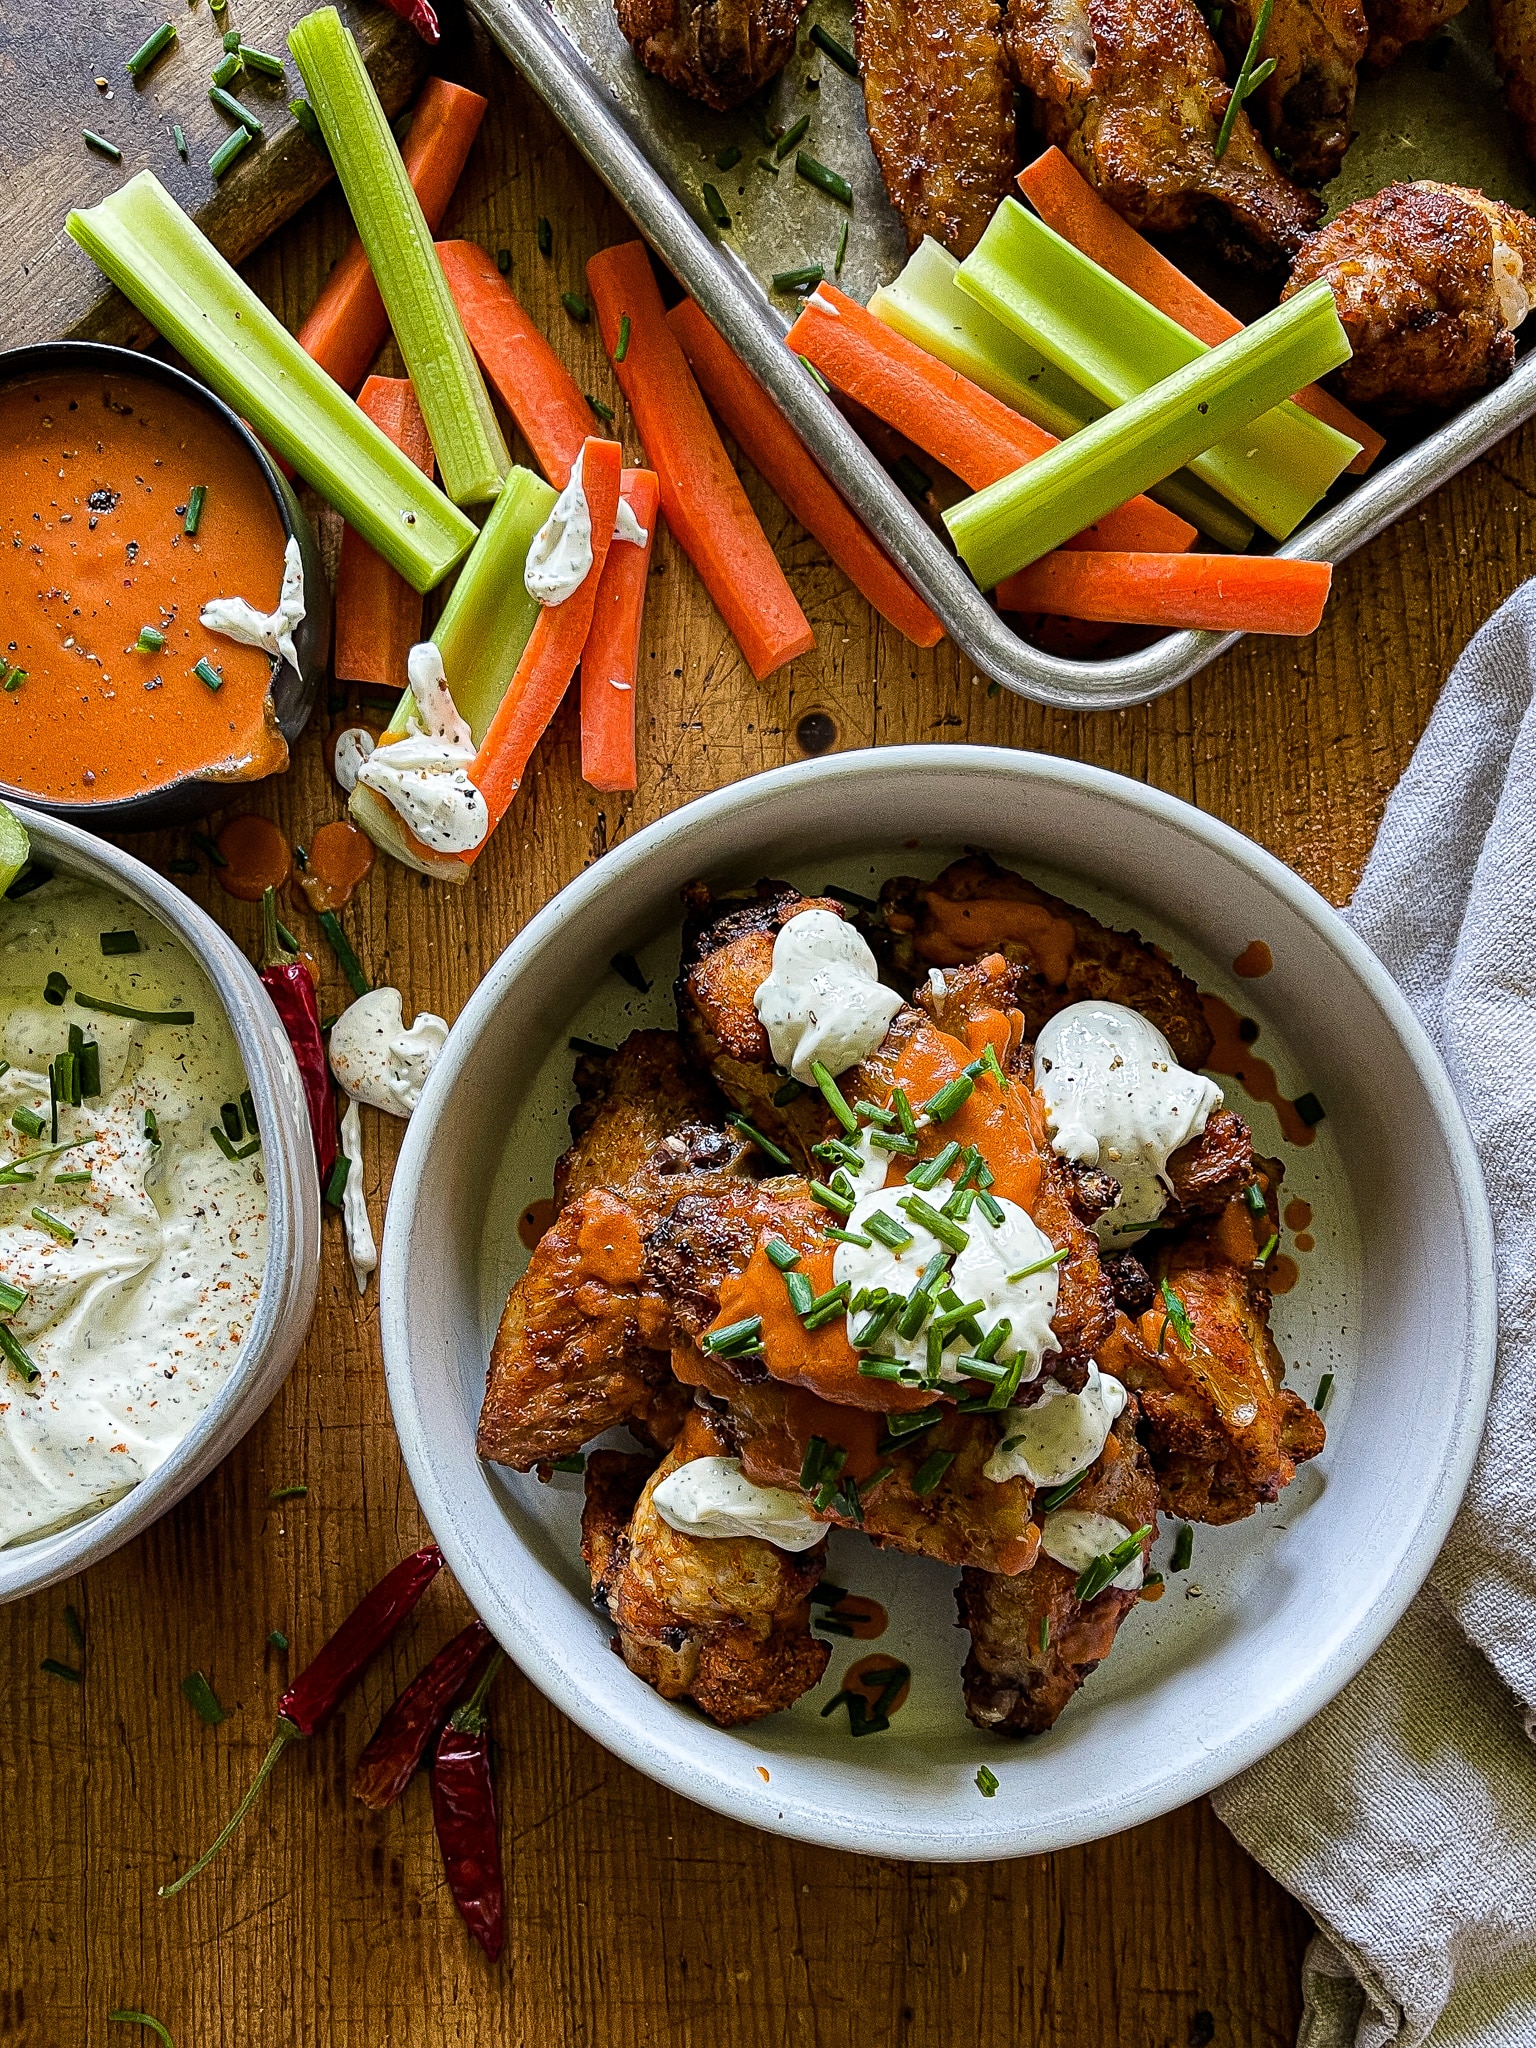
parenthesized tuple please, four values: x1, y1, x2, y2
(348, 467, 555, 881)
(869, 236, 1254, 552)
(0, 800, 29, 897)
(944, 280, 1351, 590)
(288, 8, 509, 508)
(956, 201, 1359, 539)
(66, 174, 475, 593)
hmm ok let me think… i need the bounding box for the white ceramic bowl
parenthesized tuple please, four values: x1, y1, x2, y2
(0, 806, 321, 1604)
(381, 749, 1496, 1860)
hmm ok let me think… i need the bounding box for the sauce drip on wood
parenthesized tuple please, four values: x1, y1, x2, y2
(297, 820, 376, 913)
(216, 814, 292, 901)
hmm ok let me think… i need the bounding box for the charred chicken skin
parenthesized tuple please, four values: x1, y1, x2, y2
(1217, 0, 1366, 187)
(1284, 181, 1536, 413)
(1361, 0, 1468, 70)
(616, 0, 807, 109)
(1493, 0, 1536, 166)
(1002, 0, 1322, 267)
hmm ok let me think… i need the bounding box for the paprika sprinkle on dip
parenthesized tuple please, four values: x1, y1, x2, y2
(0, 369, 293, 806)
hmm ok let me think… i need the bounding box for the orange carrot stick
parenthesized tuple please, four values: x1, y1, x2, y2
(436, 240, 592, 485)
(466, 437, 624, 837)
(785, 283, 1195, 557)
(586, 241, 816, 680)
(334, 376, 434, 685)
(994, 552, 1333, 634)
(667, 299, 945, 649)
(1016, 149, 1385, 475)
(580, 468, 659, 792)
(296, 78, 488, 393)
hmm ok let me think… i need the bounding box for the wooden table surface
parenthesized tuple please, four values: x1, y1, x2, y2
(4, 13, 1532, 2044)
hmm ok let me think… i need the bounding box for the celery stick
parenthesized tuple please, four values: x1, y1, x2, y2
(67, 174, 475, 593)
(957, 202, 1358, 540)
(348, 466, 555, 881)
(944, 281, 1350, 591)
(869, 237, 1254, 552)
(289, 8, 508, 509)
(0, 801, 30, 899)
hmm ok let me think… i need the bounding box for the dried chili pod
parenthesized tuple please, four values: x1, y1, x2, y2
(379, 0, 440, 43)
(257, 885, 337, 1188)
(158, 1545, 443, 1897)
(352, 1619, 492, 1810)
(430, 1650, 506, 1961)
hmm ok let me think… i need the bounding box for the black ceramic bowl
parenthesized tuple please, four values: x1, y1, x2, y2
(0, 340, 329, 832)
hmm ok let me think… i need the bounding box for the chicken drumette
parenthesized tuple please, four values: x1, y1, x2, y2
(616, 0, 807, 109)
(1492, 0, 1536, 166)
(1217, 0, 1367, 187)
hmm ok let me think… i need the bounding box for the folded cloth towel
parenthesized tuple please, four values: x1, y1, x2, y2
(1213, 583, 1536, 2047)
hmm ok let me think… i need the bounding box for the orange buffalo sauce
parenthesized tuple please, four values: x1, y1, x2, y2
(0, 370, 290, 804)
(904, 887, 1076, 984)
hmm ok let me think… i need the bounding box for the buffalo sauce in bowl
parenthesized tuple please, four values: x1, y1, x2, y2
(0, 367, 291, 806)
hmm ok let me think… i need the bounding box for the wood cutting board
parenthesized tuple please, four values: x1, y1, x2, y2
(0, 0, 427, 353)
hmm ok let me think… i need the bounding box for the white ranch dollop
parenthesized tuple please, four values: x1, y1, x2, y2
(524, 447, 594, 606)
(753, 908, 902, 1083)
(200, 534, 306, 676)
(353, 643, 489, 856)
(1040, 1508, 1146, 1593)
(983, 1364, 1127, 1487)
(328, 987, 448, 1292)
(651, 1456, 825, 1551)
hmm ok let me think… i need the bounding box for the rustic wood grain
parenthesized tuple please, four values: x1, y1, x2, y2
(7, 12, 1535, 2043)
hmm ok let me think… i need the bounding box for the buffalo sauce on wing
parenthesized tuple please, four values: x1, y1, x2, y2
(896, 885, 1077, 984)
(0, 370, 290, 804)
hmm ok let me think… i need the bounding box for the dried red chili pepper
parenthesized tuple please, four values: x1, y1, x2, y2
(257, 886, 337, 1189)
(158, 1545, 443, 1897)
(430, 1650, 506, 1961)
(380, 0, 440, 44)
(351, 1619, 492, 1810)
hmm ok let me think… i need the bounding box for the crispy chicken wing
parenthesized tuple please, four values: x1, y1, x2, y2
(1492, 0, 1536, 166)
(856, 0, 1019, 256)
(1217, 0, 1366, 186)
(1002, 0, 1322, 267)
(1362, 0, 1467, 70)
(957, 1402, 1158, 1732)
(616, 0, 806, 108)
(1101, 1208, 1324, 1521)
(1284, 181, 1536, 412)
(555, 1030, 729, 1211)
(581, 1410, 830, 1725)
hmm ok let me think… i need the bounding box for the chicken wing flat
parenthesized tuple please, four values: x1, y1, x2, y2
(1362, 0, 1467, 70)
(1101, 1208, 1324, 1521)
(1217, 0, 1366, 186)
(879, 853, 1213, 1069)
(957, 1403, 1158, 1732)
(856, 0, 1019, 256)
(1492, 0, 1536, 166)
(1284, 181, 1536, 411)
(616, 0, 806, 109)
(1002, 0, 1322, 267)
(555, 1030, 728, 1211)
(582, 1410, 831, 1725)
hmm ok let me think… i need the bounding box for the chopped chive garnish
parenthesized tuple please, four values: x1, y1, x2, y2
(84, 130, 122, 161)
(12, 1107, 45, 1140)
(585, 393, 615, 422)
(126, 21, 177, 76)
(854, 1099, 895, 1127)
(772, 1078, 804, 1107)
(537, 216, 553, 256)
(772, 264, 824, 295)
(809, 1583, 849, 1608)
(31, 1208, 76, 1246)
(863, 1211, 913, 1253)
(810, 1445, 848, 1510)
(212, 49, 244, 86)
(809, 1060, 858, 1134)
(1006, 1246, 1068, 1283)
(568, 1036, 613, 1057)
(1170, 1523, 1194, 1573)
(181, 1670, 226, 1726)
(912, 1447, 956, 1497)
(765, 1235, 800, 1271)
(701, 181, 732, 228)
(132, 627, 165, 661)
(1075, 1525, 1151, 1604)
(241, 1090, 257, 1137)
(1294, 1091, 1326, 1126)
(1256, 1231, 1279, 1263)
(552, 1453, 585, 1473)
(825, 1226, 872, 1247)
(1213, 0, 1276, 157)
(317, 911, 370, 996)
(835, 1474, 863, 1525)
(785, 1269, 815, 1316)
(920, 1074, 974, 1124)
(956, 1355, 1010, 1384)
(774, 112, 811, 161)
(210, 1126, 261, 1162)
(1157, 1278, 1195, 1354)
(210, 83, 264, 136)
(289, 97, 328, 153)
(239, 42, 285, 76)
(496, 247, 511, 273)
(561, 291, 591, 323)
(173, 122, 188, 158)
(0, 1278, 27, 1315)
(53, 1171, 92, 1186)
(852, 1299, 898, 1347)
(268, 1483, 307, 1502)
(834, 218, 849, 275)
(1, 668, 22, 693)
(810, 1179, 854, 1219)
(223, 27, 243, 49)
(816, 1616, 858, 1637)
(898, 1193, 969, 1254)
(1039, 1616, 1050, 1653)
(609, 951, 651, 992)
(75, 992, 192, 1025)
(220, 1102, 244, 1142)
(1036, 1468, 1089, 1513)
(975, 1765, 999, 1798)
(1315, 1371, 1334, 1411)
(64, 1605, 85, 1653)
(702, 1315, 764, 1357)
(323, 1154, 350, 1207)
(868, 1127, 918, 1155)
(1244, 1182, 1267, 1215)
(42, 1657, 82, 1683)
(268, 1629, 289, 1651)
(183, 485, 207, 536)
(209, 124, 251, 176)
(715, 144, 743, 170)
(190, 828, 226, 868)
(193, 656, 223, 691)
(891, 1088, 917, 1140)
(144, 1110, 159, 1144)
(795, 151, 853, 206)
(812, 1134, 863, 1170)
(904, 1139, 961, 1192)
(756, 155, 780, 176)
(975, 1190, 1005, 1229)
(798, 1435, 828, 1489)
(857, 1356, 911, 1381)
(6, 862, 50, 897)
(942, 1184, 976, 1223)
(44, 972, 68, 1007)
(0, 1325, 40, 1382)
(729, 1115, 792, 1167)
(615, 311, 632, 364)
(803, 1283, 851, 1331)
(809, 22, 858, 72)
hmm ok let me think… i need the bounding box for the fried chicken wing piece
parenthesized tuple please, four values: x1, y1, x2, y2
(957, 1402, 1158, 1732)
(1101, 1209, 1324, 1520)
(615, 0, 807, 109)
(1217, 0, 1366, 186)
(1284, 181, 1536, 413)
(1002, 0, 1322, 267)
(581, 1410, 830, 1725)
(1493, 0, 1536, 163)
(856, 0, 1019, 256)
(555, 1030, 729, 1211)
(1362, 0, 1467, 70)
(1165, 1106, 1255, 1218)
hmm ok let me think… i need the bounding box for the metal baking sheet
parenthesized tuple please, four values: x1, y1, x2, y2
(471, 0, 1536, 710)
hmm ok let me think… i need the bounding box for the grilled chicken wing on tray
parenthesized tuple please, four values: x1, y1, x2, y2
(616, 0, 807, 109)
(856, 0, 1020, 255)
(1361, 0, 1468, 70)
(1217, 0, 1366, 187)
(1284, 181, 1536, 411)
(1002, 0, 1322, 267)
(1493, 0, 1536, 164)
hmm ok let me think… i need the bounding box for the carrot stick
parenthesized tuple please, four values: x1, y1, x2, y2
(784, 284, 1195, 557)
(465, 437, 624, 838)
(334, 376, 434, 685)
(586, 241, 816, 680)
(1016, 149, 1385, 475)
(580, 468, 659, 791)
(667, 299, 945, 649)
(994, 552, 1333, 634)
(436, 240, 592, 485)
(296, 77, 488, 394)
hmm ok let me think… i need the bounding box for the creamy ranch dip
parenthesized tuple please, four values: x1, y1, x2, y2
(0, 877, 267, 1546)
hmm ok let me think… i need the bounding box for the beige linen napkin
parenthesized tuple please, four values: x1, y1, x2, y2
(1213, 584, 1536, 2046)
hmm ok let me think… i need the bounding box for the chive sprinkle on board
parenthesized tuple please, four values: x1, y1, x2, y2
(125, 22, 177, 79)
(537, 216, 552, 256)
(181, 1670, 226, 1726)
(810, 22, 859, 72)
(209, 126, 254, 178)
(795, 151, 853, 206)
(41, 1657, 82, 1684)
(268, 1483, 307, 1502)
(561, 291, 590, 324)
(317, 912, 370, 997)
(83, 131, 122, 161)
(108, 2013, 175, 2048)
